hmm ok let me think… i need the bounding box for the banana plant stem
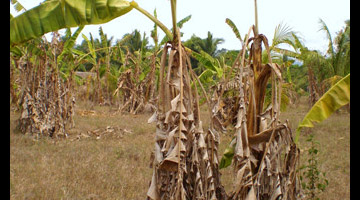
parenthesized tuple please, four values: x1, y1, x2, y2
(170, 0, 177, 40)
(254, 0, 259, 35)
(130, 1, 173, 41)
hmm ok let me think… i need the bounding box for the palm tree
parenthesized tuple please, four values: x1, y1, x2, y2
(199, 31, 225, 57)
(335, 19, 350, 76)
(319, 19, 350, 78)
(184, 32, 224, 74)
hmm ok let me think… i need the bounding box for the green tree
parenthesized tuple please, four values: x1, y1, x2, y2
(199, 31, 224, 57)
(121, 29, 149, 54)
(319, 19, 350, 78)
(184, 32, 224, 74)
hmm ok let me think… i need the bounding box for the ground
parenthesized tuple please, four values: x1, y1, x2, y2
(10, 97, 350, 199)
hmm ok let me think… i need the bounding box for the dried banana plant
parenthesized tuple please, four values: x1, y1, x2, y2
(16, 32, 75, 138)
(143, 53, 158, 107)
(147, 24, 226, 198)
(113, 67, 152, 114)
(114, 68, 144, 114)
(219, 25, 304, 199)
(113, 45, 158, 114)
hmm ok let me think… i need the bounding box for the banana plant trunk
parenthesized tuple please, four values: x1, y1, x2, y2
(308, 66, 319, 106)
(96, 59, 103, 104)
(10, 58, 18, 106)
(246, 34, 272, 137)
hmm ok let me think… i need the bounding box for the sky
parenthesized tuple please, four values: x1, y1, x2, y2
(10, 0, 350, 54)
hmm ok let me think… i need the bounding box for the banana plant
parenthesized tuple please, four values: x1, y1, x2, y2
(216, 1, 303, 198)
(192, 50, 224, 80)
(98, 26, 115, 103)
(190, 50, 228, 108)
(145, 0, 228, 199)
(10, 0, 184, 105)
(80, 33, 104, 103)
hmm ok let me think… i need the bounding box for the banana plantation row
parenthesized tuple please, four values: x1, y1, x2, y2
(10, 19, 349, 137)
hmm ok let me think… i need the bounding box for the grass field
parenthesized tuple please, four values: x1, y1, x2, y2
(10, 96, 350, 199)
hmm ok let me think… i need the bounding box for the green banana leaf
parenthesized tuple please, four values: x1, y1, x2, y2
(10, 0, 133, 46)
(82, 33, 97, 60)
(219, 138, 236, 169)
(192, 50, 223, 78)
(57, 26, 85, 65)
(225, 18, 242, 43)
(159, 15, 191, 45)
(198, 69, 215, 84)
(295, 73, 350, 143)
(11, 0, 26, 13)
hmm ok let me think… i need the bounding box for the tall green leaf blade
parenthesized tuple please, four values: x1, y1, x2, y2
(225, 18, 242, 43)
(10, 0, 133, 45)
(319, 18, 335, 57)
(219, 138, 236, 169)
(295, 73, 350, 142)
(272, 47, 300, 59)
(82, 33, 97, 61)
(58, 26, 85, 64)
(99, 26, 108, 49)
(176, 15, 192, 29)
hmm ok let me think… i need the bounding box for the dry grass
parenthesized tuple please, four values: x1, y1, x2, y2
(10, 106, 155, 200)
(10, 96, 349, 199)
(280, 97, 350, 200)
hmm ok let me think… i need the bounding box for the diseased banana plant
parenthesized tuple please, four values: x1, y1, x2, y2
(113, 31, 157, 114)
(15, 31, 79, 138)
(215, 1, 303, 197)
(147, 37, 225, 200)
(145, 0, 227, 198)
(216, 24, 303, 199)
